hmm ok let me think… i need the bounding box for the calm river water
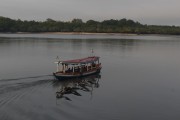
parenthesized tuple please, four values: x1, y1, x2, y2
(0, 33, 180, 120)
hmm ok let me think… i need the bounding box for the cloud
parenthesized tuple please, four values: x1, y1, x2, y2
(0, 0, 179, 25)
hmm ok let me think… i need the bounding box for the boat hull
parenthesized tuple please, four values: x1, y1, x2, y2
(53, 68, 101, 80)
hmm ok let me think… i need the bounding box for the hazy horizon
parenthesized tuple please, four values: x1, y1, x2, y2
(0, 0, 180, 26)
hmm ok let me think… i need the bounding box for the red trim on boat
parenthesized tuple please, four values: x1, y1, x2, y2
(61, 56, 99, 64)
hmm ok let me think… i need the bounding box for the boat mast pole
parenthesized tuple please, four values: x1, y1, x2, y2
(91, 48, 94, 57)
(63, 64, 66, 73)
(55, 56, 60, 72)
(56, 63, 59, 72)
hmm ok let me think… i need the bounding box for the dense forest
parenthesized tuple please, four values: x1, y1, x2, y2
(0, 16, 180, 35)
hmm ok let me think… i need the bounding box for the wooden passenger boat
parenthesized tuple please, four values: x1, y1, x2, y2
(53, 56, 102, 80)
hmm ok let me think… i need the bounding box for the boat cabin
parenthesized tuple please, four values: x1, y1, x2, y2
(54, 56, 101, 80)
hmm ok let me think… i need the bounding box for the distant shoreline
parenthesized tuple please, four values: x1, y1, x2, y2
(0, 32, 160, 36)
(37, 32, 139, 36)
(0, 32, 178, 36)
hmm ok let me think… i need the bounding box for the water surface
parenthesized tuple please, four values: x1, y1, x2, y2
(0, 34, 180, 120)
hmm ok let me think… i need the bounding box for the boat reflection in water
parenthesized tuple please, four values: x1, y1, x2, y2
(55, 73, 101, 101)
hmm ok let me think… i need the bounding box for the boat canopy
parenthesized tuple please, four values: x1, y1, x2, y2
(60, 56, 99, 65)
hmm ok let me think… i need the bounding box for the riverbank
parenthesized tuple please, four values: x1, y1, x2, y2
(1, 32, 179, 37)
(1, 32, 180, 41)
(0, 32, 138, 36)
(2, 31, 179, 35)
(39, 32, 141, 36)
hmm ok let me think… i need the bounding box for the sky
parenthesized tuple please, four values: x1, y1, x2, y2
(0, 0, 180, 26)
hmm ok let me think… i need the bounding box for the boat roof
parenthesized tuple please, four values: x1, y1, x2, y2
(61, 56, 100, 64)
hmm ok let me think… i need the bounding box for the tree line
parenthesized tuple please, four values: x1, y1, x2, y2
(0, 16, 180, 35)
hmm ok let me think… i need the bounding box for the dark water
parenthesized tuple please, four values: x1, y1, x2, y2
(0, 34, 180, 120)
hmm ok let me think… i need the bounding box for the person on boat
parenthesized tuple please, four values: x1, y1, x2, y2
(67, 68, 71, 73)
(92, 62, 96, 67)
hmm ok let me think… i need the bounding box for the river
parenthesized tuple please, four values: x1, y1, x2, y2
(0, 33, 180, 120)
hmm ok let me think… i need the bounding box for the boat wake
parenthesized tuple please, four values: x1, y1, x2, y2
(0, 73, 102, 120)
(0, 74, 53, 82)
(0, 74, 54, 110)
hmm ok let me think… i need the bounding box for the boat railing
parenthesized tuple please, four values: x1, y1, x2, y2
(56, 63, 101, 75)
